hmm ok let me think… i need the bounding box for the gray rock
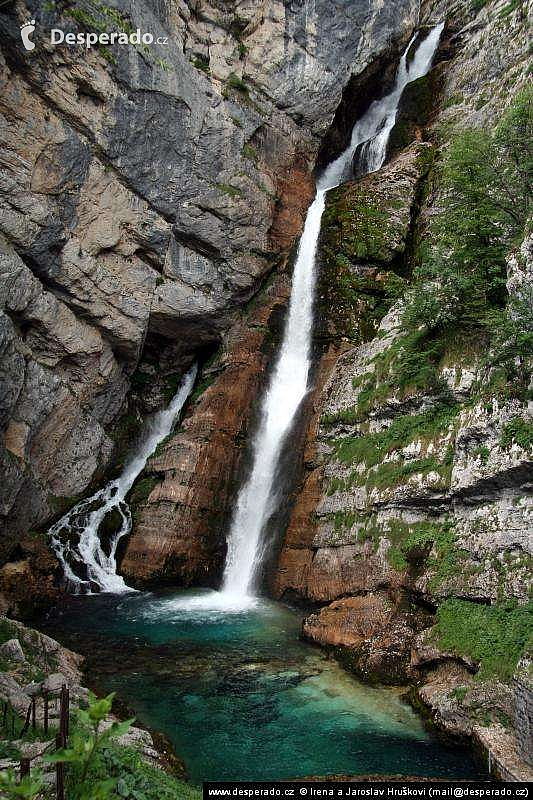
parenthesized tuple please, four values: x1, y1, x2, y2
(41, 672, 68, 694)
(0, 638, 25, 663)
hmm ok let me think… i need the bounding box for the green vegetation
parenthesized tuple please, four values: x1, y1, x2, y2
(225, 73, 249, 96)
(0, 620, 58, 684)
(0, 693, 200, 800)
(322, 512, 461, 582)
(242, 143, 259, 163)
(365, 452, 452, 491)
(441, 93, 465, 110)
(215, 182, 244, 199)
(402, 88, 532, 397)
(449, 685, 468, 703)
(473, 444, 490, 464)
(331, 402, 457, 467)
(499, 0, 523, 18)
(433, 599, 533, 680)
(382, 518, 455, 572)
(500, 416, 533, 450)
(127, 476, 158, 507)
(193, 54, 210, 73)
(67, 2, 169, 68)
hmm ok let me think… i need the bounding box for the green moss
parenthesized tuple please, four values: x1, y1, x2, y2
(365, 455, 448, 491)
(441, 93, 465, 110)
(473, 445, 490, 464)
(127, 477, 158, 507)
(321, 512, 461, 581)
(433, 599, 533, 681)
(322, 186, 392, 263)
(383, 519, 455, 574)
(0, 618, 17, 644)
(215, 182, 243, 198)
(331, 401, 458, 468)
(190, 374, 216, 403)
(225, 73, 249, 95)
(242, 143, 259, 163)
(499, 0, 522, 17)
(449, 685, 468, 703)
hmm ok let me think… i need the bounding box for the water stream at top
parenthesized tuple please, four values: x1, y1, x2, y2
(49, 365, 197, 593)
(204, 22, 445, 610)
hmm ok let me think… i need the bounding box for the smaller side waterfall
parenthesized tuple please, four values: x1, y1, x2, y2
(49, 364, 197, 593)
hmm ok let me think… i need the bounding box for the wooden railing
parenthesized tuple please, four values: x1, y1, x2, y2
(1, 683, 70, 800)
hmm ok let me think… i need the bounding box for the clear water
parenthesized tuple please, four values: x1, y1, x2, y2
(40, 590, 483, 783)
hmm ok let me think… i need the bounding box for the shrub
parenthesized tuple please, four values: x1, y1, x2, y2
(433, 599, 533, 681)
(403, 88, 532, 383)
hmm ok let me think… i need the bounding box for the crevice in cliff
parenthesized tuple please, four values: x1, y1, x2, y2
(315, 34, 412, 171)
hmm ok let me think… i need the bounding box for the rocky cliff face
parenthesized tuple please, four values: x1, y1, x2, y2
(0, 0, 418, 588)
(273, 0, 532, 779)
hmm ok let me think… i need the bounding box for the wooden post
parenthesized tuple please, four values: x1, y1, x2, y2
(65, 686, 69, 739)
(60, 685, 69, 741)
(21, 702, 32, 736)
(43, 689, 49, 735)
(55, 733, 65, 800)
(20, 758, 30, 779)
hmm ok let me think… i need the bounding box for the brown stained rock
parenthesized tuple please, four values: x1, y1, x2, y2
(303, 593, 423, 685)
(0, 556, 59, 619)
(269, 155, 316, 253)
(121, 272, 292, 586)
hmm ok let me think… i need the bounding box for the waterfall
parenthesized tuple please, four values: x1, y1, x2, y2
(218, 22, 444, 607)
(49, 364, 197, 593)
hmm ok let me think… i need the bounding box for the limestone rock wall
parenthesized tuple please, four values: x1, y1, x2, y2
(274, 0, 532, 737)
(0, 0, 418, 569)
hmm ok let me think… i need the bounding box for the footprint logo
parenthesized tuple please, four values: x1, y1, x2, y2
(20, 19, 36, 51)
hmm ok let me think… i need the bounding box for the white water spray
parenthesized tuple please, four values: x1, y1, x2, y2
(209, 23, 444, 610)
(49, 365, 197, 593)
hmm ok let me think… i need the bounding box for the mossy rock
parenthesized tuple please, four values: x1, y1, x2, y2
(387, 68, 443, 158)
(127, 476, 159, 508)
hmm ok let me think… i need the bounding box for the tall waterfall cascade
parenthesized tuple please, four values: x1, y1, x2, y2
(218, 22, 444, 608)
(49, 365, 197, 593)
(49, 22, 443, 602)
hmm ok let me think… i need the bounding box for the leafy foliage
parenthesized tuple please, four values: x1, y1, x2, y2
(44, 692, 134, 799)
(331, 402, 457, 467)
(500, 416, 533, 450)
(0, 693, 198, 800)
(403, 88, 532, 389)
(433, 599, 533, 681)
(0, 769, 45, 800)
